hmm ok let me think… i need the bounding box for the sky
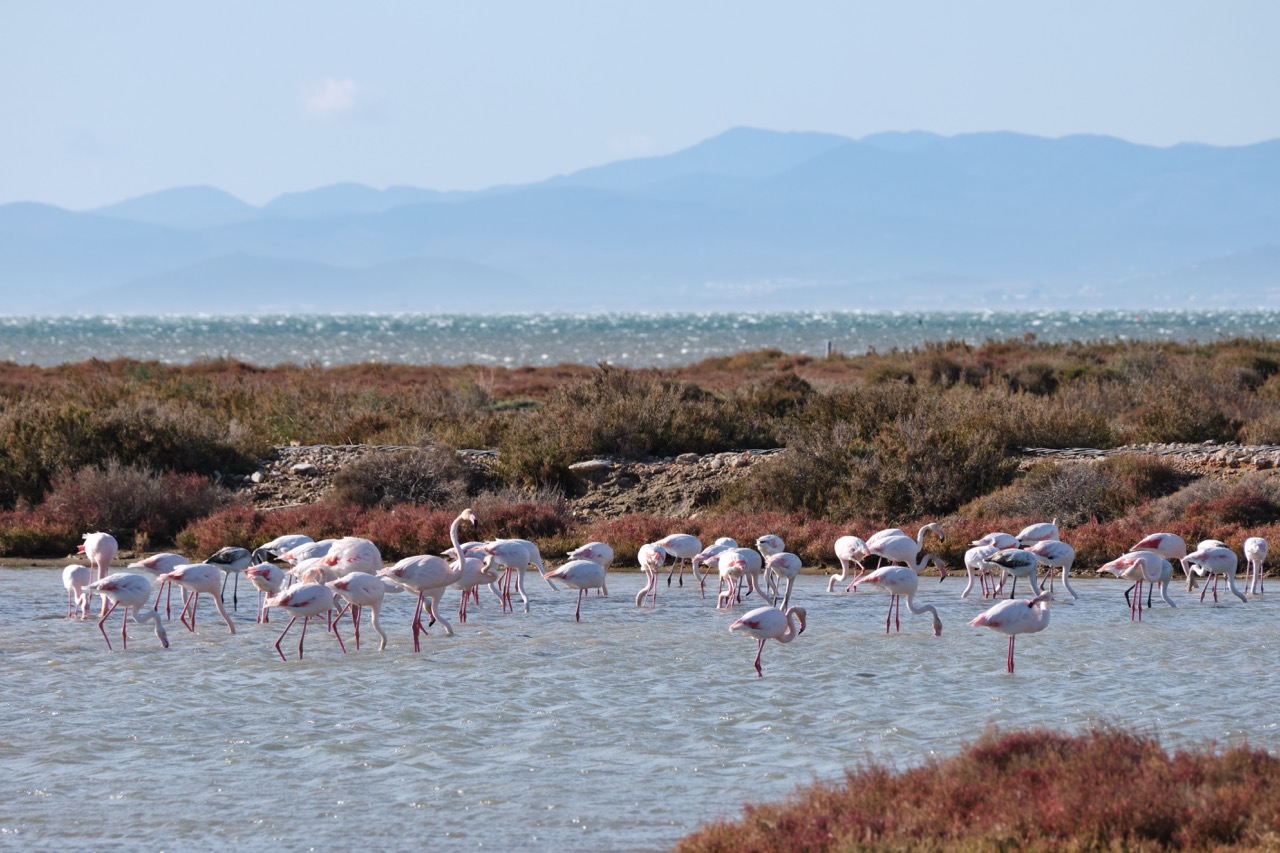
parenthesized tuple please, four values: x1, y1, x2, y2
(3, 0, 1279, 210)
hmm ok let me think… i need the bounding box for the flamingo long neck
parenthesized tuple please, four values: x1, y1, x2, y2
(130, 607, 169, 645)
(903, 592, 942, 634)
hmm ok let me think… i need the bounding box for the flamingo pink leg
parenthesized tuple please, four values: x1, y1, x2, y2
(1007, 635, 1015, 673)
(753, 638, 765, 677)
(275, 616, 299, 661)
(97, 599, 119, 650)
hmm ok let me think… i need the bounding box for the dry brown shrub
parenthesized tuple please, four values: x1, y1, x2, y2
(327, 445, 486, 509)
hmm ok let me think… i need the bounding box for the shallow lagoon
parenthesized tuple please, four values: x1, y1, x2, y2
(2, 569, 1276, 851)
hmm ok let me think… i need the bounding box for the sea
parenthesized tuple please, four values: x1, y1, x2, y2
(1, 309, 1279, 367)
(3, 571, 1277, 851)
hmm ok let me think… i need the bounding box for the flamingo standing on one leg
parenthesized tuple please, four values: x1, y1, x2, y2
(729, 605, 807, 677)
(857, 565, 944, 636)
(969, 593, 1051, 673)
(62, 564, 91, 619)
(157, 563, 236, 635)
(1245, 536, 1269, 596)
(266, 582, 345, 661)
(85, 573, 169, 651)
(567, 541, 614, 597)
(544, 559, 609, 621)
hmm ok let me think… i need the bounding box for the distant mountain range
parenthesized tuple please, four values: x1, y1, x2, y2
(2, 127, 1278, 314)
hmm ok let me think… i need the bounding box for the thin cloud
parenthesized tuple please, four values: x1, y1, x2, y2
(302, 78, 361, 118)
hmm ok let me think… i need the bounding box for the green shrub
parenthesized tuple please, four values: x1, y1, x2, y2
(327, 445, 484, 509)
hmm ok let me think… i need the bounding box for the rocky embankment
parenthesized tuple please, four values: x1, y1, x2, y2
(229, 440, 1277, 519)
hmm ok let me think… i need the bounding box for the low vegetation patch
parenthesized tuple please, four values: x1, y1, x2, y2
(677, 728, 1280, 852)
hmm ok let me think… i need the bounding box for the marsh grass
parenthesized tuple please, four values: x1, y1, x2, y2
(677, 728, 1280, 852)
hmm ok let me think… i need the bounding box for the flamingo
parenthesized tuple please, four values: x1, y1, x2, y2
(1015, 519, 1060, 546)
(328, 572, 397, 651)
(126, 552, 188, 619)
(157, 563, 236, 635)
(258, 533, 314, 558)
(1026, 539, 1078, 600)
(567, 541, 614, 597)
(988, 549, 1040, 599)
(657, 533, 702, 587)
(1245, 537, 1268, 596)
(62, 564, 91, 619)
(1131, 533, 1193, 590)
(1184, 544, 1247, 604)
(245, 563, 288, 623)
(857, 565, 943, 636)
(278, 539, 336, 564)
(971, 532, 1019, 549)
(544, 559, 609, 621)
(266, 582, 345, 661)
(206, 546, 253, 611)
(1099, 552, 1169, 620)
(85, 573, 169, 651)
(450, 552, 499, 622)
(321, 537, 382, 576)
(483, 539, 536, 613)
(729, 605, 807, 677)
(867, 523, 945, 575)
(80, 531, 118, 615)
(828, 535, 870, 592)
(377, 509, 472, 650)
(1124, 555, 1178, 612)
(969, 594, 1051, 673)
(961, 545, 1000, 599)
(715, 548, 765, 609)
(690, 543, 735, 597)
(636, 543, 668, 607)
(765, 552, 803, 609)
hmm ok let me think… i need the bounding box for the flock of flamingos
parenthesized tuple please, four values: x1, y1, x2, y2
(58, 511, 1270, 676)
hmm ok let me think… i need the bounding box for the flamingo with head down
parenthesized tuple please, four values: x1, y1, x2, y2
(857, 564, 944, 636)
(86, 573, 169, 651)
(729, 605, 807, 677)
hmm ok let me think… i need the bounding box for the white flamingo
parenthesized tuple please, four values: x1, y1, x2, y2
(1099, 551, 1171, 620)
(127, 552, 188, 619)
(715, 548, 765, 609)
(1245, 536, 1268, 596)
(544, 559, 609, 621)
(1015, 519, 1060, 546)
(729, 605, 807, 677)
(636, 543, 668, 607)
(1131, 532, 1193, 590)
(961, 545, 1000, 599)
(765, 552, 803, 609)
(85, 573, 169, 650)
(1025, 539, 1078, 600)
(829, 535, 870, 592)
(157, 563, 236, 635)
(857, 565, 943, 636)
(656, 533, 702, 588)
(62, 564, 91, 619)
(1184, 544, 1247, 605)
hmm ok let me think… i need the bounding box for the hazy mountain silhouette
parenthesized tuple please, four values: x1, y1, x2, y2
(2, 127, 1278, 313)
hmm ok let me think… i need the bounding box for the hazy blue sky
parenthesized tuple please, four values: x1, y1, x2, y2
(4, 1, 1278, 209)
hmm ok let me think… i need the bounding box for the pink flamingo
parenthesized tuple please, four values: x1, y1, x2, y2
(765, 552, 803, 609)
(1184, 544, 1247, 604)
(1098, 552, 1169, 620)
(636, 542, 668, 607)
(657, 533, 702, 587)
(1245, 537, 1268, 596)
(715, 548, 765, 609)
(80, 531, 118, 615)
(971, 531, 1019, 549)
(245, 563, 288, 623)
(378, 509, 472, 651)
(127, 552, 188, 618)
(829, 535, 870, 592)
(567, 541, 614, 597)
(266, 582, 345, 661)
(278, 539, 336, 564)
(1131, 532, 1193, 590)
(969, 594, 1051, 673)
(690, 542, 735, 598)
(961, 545, 1000, 599)
(328, 572, 396, 651)
(157, 563, 236, 635)
(729, 604, 807, 677)
(85, 573, 169, 650)
(450, 553, 499, 623)
(321, 537, 383, 576)
(543, 559, 609, 621)
(857, 565, 944, 636)
(1026, 539, 1078, 599)
(1015, 519, 1060, 546)
(62, 564, 91, 619)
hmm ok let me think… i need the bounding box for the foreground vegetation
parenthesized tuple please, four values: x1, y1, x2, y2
(1, 337, 1279, 558)
(677, 728, 1280, 851)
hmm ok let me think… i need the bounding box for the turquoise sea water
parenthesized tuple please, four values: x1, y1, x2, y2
(1, 310, 1278, 367)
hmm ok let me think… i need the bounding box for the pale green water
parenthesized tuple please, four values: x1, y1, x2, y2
(1, 570, 1276, 851)
(1, 310, 1277, 367)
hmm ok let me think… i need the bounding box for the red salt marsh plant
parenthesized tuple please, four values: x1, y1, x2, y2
(677, 728, 1280, 852)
